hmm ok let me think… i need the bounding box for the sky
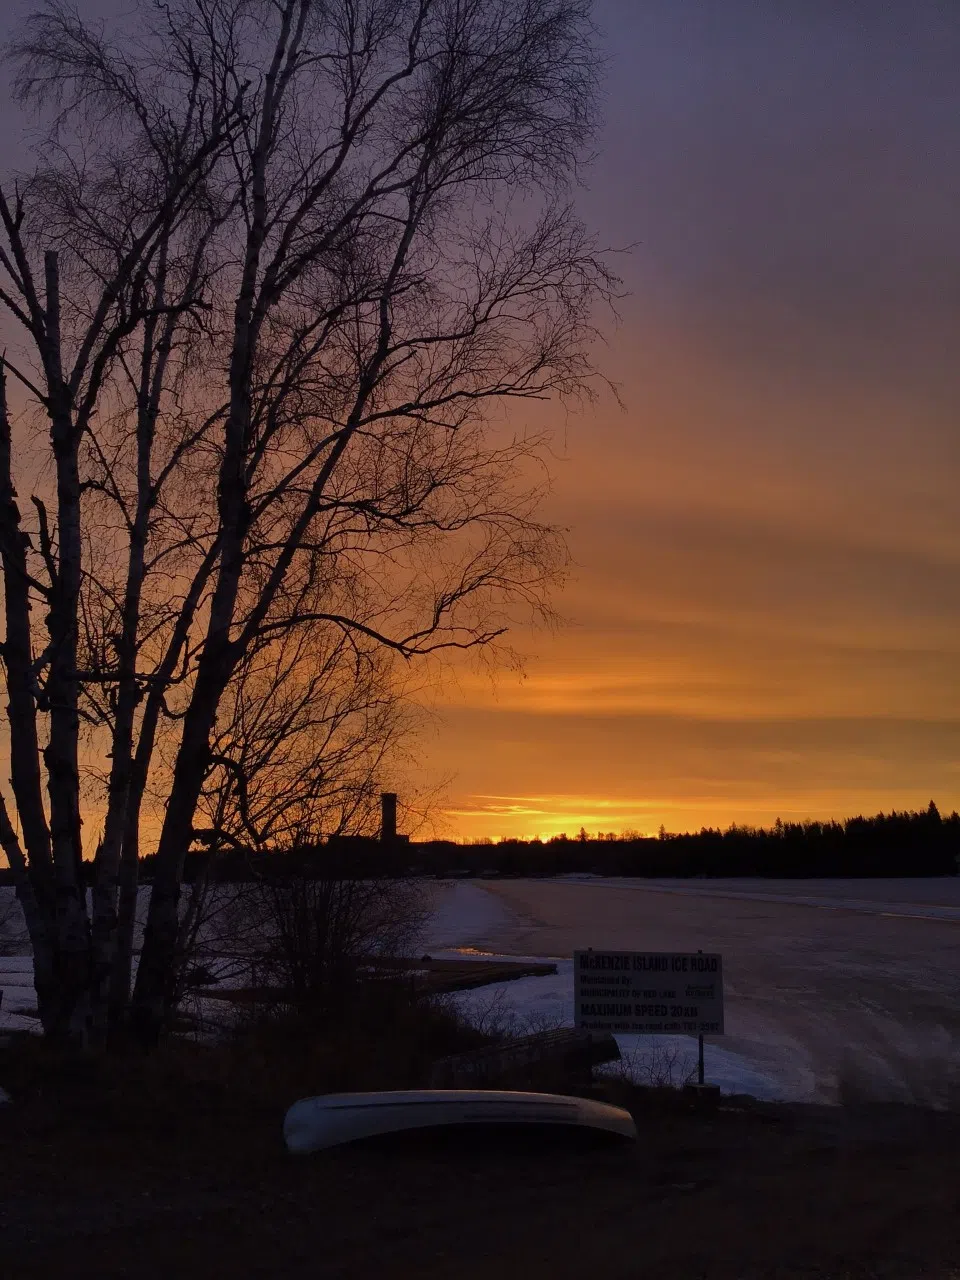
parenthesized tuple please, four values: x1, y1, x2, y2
(0, 1, 958, 844)
(418, 0, 960, 839)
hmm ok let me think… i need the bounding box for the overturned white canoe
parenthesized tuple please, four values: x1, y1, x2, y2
(284, 1089, 637, 1154)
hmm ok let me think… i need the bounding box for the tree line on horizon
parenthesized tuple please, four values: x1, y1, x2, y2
(2, 801, 954, 886)
(439, 801, 956, 878)
(11, 799, 937, 883)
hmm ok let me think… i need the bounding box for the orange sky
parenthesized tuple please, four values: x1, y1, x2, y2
(420, 332, 960, 839)
(417, 2, 960, 840)
(0, 2, 957, 848)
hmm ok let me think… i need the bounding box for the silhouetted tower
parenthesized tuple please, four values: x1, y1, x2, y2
(380, 792, 398, 843)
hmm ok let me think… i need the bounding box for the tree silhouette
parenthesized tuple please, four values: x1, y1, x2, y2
(0, 0, 611, 1046)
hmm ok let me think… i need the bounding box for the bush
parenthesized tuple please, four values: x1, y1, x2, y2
(0, 889, 27, 957)
(167, 863, 430, 1027)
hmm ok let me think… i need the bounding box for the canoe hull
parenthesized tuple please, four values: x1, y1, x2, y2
(284, 1089, 637, 1154)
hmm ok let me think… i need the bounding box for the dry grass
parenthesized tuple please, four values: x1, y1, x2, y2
(438, 985, 567, 1042)
(607, 1041, 699, 1090)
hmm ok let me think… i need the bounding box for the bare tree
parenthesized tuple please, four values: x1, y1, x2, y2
(0, 0, 613, 1048)
(195, 623, 414, 856)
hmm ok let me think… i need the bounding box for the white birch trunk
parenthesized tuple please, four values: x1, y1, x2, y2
(41, 252, 93, 1046)
(0, 360, 59, 1031)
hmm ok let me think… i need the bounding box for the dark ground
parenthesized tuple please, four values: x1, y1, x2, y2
(2, 1039, 959, 1280)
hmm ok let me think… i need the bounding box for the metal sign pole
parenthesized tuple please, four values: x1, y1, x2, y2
(574, 946, 723, 1104)
(697, 951, 705, 1085)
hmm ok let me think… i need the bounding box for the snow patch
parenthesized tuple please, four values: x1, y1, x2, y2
(444, 954, 785, 1100)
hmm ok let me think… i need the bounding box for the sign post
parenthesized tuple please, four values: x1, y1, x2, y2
(573, 949, 723, 1084)
(697, 949, 705, 1085)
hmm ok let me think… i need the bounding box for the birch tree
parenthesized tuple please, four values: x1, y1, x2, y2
(0, 0, 612, 1048)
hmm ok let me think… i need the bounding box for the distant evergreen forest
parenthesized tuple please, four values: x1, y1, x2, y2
(416, 802, 958, 879)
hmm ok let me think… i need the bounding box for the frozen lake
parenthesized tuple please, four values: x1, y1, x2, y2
(424, 877, 960, 1104)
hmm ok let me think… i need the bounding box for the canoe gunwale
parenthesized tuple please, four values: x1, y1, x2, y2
(283, 1089, 638, 1153)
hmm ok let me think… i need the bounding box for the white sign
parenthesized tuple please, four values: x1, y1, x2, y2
(573, 950, 724, 1035)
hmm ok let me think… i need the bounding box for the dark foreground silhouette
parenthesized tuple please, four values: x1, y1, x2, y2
(2, 1038, 958, 1280)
